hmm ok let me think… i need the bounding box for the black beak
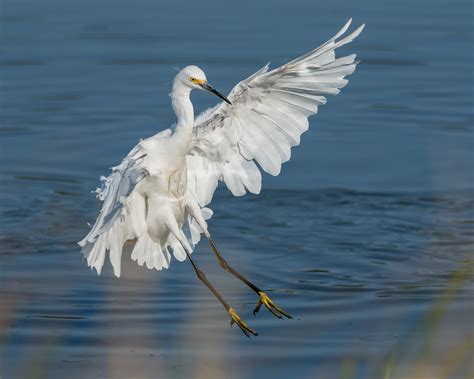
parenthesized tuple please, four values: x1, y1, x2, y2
(200, 83, 232, 105)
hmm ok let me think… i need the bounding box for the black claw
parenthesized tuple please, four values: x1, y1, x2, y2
(273, 306, 292, 319)
(253, 301, 263, 316)
(269, 307, 283, 319)
(239, 325, 251, 338)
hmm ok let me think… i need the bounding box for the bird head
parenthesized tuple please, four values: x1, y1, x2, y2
(178, 65, 231, 105)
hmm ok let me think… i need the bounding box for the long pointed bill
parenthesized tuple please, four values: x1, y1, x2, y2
(200, 83, 232, 105)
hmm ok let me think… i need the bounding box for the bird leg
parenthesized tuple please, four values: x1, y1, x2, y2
(183, 248, 257, 337)
(166, 213, 257, 337)
(206, 235, 292, 319)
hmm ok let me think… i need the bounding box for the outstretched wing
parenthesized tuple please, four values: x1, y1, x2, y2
(186, 19, 364, 207)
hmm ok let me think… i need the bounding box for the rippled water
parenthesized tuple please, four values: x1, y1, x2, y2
(1, 0, 473, 378)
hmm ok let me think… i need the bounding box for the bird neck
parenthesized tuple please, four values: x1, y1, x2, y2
(171, 80, 194, 152)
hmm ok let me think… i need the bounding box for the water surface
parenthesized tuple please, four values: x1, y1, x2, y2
(1, 0, 473, 378)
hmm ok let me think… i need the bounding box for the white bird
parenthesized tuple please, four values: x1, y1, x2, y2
(79, 19, 365, 336)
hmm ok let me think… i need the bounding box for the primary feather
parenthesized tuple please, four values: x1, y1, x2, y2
(188, 19, 364, 206)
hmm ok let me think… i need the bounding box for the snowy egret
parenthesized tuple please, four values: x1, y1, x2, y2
(79, 19, 365, 336)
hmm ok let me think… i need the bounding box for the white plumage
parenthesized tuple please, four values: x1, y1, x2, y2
(79, 19, 365, 279)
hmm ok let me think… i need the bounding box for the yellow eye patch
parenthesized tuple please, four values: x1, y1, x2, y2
(189, 77, 206, 85)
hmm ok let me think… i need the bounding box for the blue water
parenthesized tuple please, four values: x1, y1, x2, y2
(1, 0, 473, 378)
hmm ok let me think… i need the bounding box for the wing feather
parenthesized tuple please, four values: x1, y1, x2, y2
(187, 20, 364, 207)
(78, 129, 176, 277)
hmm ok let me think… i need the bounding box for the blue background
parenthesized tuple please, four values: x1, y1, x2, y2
(1, 0, 473, 378)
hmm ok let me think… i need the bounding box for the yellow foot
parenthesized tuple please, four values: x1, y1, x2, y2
(228, 307, 258, 338)
(253, 291, 292, 319)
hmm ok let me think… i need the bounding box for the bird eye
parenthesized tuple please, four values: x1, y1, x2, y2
(189, 77, 195, 82)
